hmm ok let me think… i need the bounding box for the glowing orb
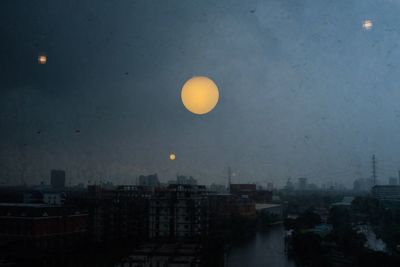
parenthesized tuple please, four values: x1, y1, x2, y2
(38, 54, 47, 65)
(181, 76, 219, 115)
(362, 20, 373, 30)
(169, 153, 176, 161)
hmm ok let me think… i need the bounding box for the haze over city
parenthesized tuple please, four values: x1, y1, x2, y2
(3, 1, 400, 267)
(2, 0, 400, 187)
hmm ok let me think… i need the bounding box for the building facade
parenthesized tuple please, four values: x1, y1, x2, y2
(0, 203, 88, 251)
(149, 184, 208, 241)
(372, 185, 400, 205)
(86, 185, 151, 243)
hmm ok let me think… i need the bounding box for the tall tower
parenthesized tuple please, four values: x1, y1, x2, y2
(372, 154, 377, 186)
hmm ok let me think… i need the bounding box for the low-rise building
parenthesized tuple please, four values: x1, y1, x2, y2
(0, 203, 88, 250)
(24, 190, 65, 205)
(372, 185, 400, 206)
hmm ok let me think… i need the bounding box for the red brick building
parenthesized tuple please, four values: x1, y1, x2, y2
(0, 203, 88, 250)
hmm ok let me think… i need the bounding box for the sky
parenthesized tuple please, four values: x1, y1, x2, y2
(1, 0, 400, 187)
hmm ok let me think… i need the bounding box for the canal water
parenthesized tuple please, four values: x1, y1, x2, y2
(225, 225, 297, 267)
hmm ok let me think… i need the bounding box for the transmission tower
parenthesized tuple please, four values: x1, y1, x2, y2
(372, 154, 377, 185)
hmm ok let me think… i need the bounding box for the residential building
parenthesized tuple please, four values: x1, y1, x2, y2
(372, 185, 400, 206)
(149, 184, 208, 241)
(86, 185, 151, 243)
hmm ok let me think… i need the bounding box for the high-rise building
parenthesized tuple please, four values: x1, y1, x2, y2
(50, 170, 66, 191)
(138, 173, 160, 187)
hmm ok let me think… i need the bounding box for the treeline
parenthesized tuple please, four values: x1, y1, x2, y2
(285, 196, 400, 267)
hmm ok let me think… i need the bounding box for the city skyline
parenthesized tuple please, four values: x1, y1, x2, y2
(2, 0, 400, 187)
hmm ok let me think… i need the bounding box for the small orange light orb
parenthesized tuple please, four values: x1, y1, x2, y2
(169, 153, 176, 161)
(38, 54, 47, 65)
(362, 20, 373, 31)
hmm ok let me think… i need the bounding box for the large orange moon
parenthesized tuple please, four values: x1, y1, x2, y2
(181, 76, 219, 115)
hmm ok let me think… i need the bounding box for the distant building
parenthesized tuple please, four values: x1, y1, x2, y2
(230, 184, 256, 199)
(50, 170, 66, 191)
(168, 175, 197, 185)
(284, 178, 294, 191)
(388, 177, 398, 186)
(307, 183, 319, 190)
(138, 173, 160, 187)
(208, 183, 227, 193)
(254, 190, 273, 203)
(178, 175, 197, 185)
(372, 185, 400, 205)
(353, 178, 374, 192)
(24, 190, 65, 205)
(298, 178, 307, 191)
(267, 182, 274, 191)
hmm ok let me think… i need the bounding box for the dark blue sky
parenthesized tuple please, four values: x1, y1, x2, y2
(1, 0, 400, 187)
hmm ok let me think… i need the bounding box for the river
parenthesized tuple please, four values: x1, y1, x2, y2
(8, 225, 297, 267)
(225, 225, 297, 267)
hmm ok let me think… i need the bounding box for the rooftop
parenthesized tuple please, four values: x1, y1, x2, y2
(255, 203, 282, 210)
(0, 203, 62, 208)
